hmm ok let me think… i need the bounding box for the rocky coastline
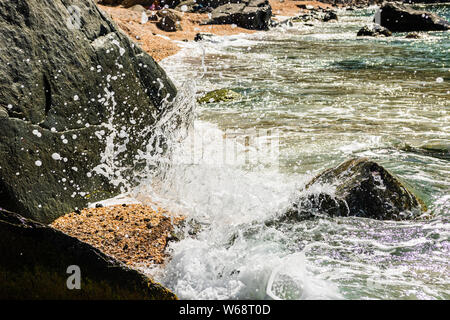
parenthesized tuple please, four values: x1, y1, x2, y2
(0, 0, 448, 299)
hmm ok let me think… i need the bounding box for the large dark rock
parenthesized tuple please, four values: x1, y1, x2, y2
(0, 0, 177, 223)
(0, 208, 177, 299)
(272, 158, 426, 223)
(378, 3, 450, 32)
(357, 24, 392, 37)
(206, 0, 272, 30)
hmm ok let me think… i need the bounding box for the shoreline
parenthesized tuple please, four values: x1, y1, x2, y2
(98, 1, 337, 61)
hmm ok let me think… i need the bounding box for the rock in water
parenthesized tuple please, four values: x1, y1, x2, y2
(405, 32, 422, 39)
(198, 89, 243, 103)
(322, 10, 338, 22)
(206, 0, 272, 30)
(402, 142, 450, 160)
(274, 158, 426, 223)
(194, 32, 216, 41)
(357, 24, 392, 37)
(0, 209, 177, 299)
(0, 0, 177, 223)
(378, 3, 450, 32)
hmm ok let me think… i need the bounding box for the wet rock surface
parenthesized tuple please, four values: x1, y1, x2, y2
(0, 0, 177, 223)
(378, 3, 450, 32)
(271, 158, 426, 224)
(0, 208, 177, 299)
(357, 24, 392, 37)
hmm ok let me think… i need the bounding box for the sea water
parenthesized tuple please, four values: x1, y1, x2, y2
(103, 6, 449, 299)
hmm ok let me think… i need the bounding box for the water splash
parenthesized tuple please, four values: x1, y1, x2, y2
(94, 7, 449, 300)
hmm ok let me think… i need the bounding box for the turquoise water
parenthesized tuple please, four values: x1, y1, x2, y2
(148, 6, 449, 299)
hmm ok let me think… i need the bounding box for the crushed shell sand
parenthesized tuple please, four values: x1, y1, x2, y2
(51, 204, 184, 267)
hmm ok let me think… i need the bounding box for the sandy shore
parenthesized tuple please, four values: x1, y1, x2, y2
(51, 204, 184, 268)
(99, 5, 256, 61)
(271, 0, 333, 17)
(98, 1, 332, 61)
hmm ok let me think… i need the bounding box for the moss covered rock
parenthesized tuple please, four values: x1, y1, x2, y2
(271, 158, 426, 224)
(0, 208, 177, 300)
(197, 89, 243, 104)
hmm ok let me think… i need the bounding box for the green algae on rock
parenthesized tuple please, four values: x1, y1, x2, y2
(197, 89, 243, 104)
(0, 208, 177, 300)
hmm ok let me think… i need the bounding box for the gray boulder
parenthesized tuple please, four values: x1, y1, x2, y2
(378, 3, 450, 32)
(206, 0, 272, 30)
(357, 24, 392, 37)
(0, 208, 177, 299)
(271, 158, 426, 224)
(0, 0, 177, 223)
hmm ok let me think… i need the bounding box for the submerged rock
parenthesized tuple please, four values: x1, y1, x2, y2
(357, 24, 392, 37)
(157, 16, 183, 31)
(0, 208, 177, 299)
(194, 32, 216, 41)
(291, 13, 317, 23)
(405, 32, 422, 39)
(378, 3, 450, 32)
(205, 0, 272, 30)
(403, 142, 450, 160)
(0, 0, 177, 223)
(271, 158, 426, 223)
(198, 89, 243, 104)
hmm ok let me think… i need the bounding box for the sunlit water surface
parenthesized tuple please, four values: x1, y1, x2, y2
(126, 6, 449, 299)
